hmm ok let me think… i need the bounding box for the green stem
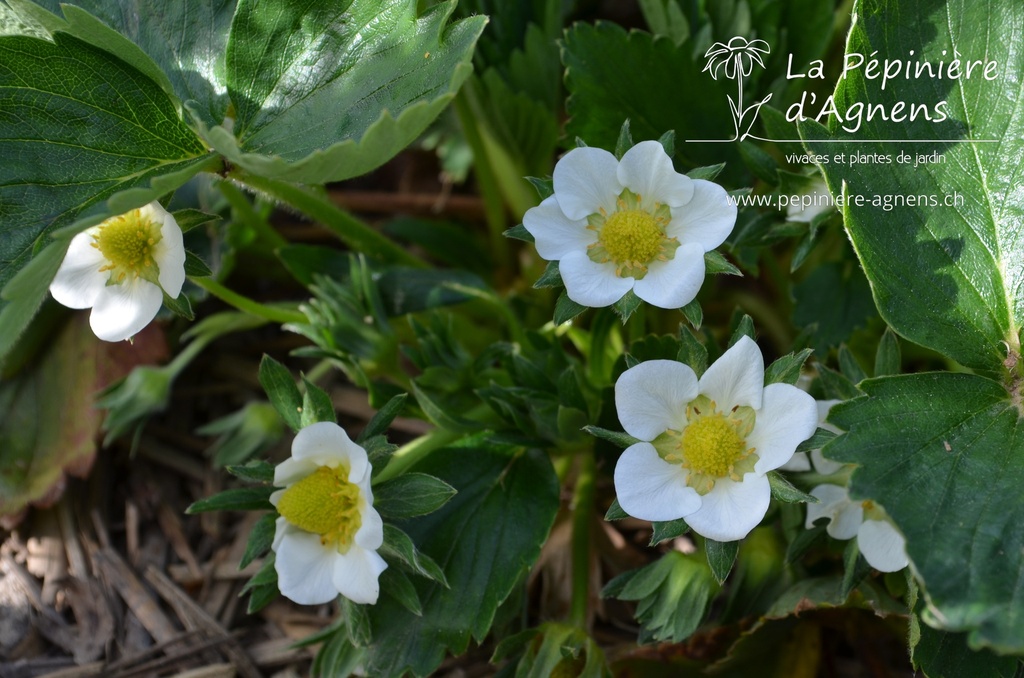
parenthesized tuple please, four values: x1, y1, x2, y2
(191, 277, 306, 325)
(453, 91, 511, 271)
(372, 426, 462, 485)
(218, 180, 288, 250)
(166, 330, 214, 375)
(570, 447, 596, 629)
(231, 171, 427, 269)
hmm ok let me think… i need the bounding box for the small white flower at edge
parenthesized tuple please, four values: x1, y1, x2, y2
(270, 421, 387, 605)
(806, 484, 909, 573)
(612, 336, 818, 542)
(49, 201, 186, 342)
(523, 140, 737, 310)
(785, 176, 833, 224)
(779, 399, 845, 474)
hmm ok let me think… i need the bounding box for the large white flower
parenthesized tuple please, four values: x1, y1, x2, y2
(522, 141, 737, 310)
(612, 336, 817, 541)
(270, 422, 387, 605)
(806, 484, 908, 572)
(49, 201, 186, 342)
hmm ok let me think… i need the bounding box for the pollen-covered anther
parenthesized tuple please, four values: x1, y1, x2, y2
(276, 465, 363, 552)
(91, 208, 164, 284)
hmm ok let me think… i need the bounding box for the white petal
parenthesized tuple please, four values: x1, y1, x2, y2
(615, 360, 697, 440)
(355, 504, 384, 551)
(274, 530, 342, 605)
(558, 250, 633, 308)
(616, 140, 693, 208)
(632, 242, 705, 309)
(522, 196, 594, 260)
(805, 484, 862, 540)
(89, 279, 163, 341)
(49, 230, 107, 309)
(828, 498, 864, 540)
(613, 443, 701, 522)
(684, 474, 770, 542)
(748, 383, 818, 474)
(809, 449, 846, 476)
(698, 335, 764, 410)
(333, 545, 388, 605)
(149, 202, 186, 297)
(290, 422, 368, 482)
(667, 180, 737, 251)
(779, 452, 811, 472)
(272, 515, 292, 550)
(552, 147, 622, 220)
(858, 520, 908, 572)
(273, 458, 319, 488)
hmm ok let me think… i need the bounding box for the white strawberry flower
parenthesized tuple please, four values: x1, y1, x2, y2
(806, 483, 909, 572)
(612, 336, 818, 541)
(270, 422, 387, 605)
(523, 140, 736, 309)
(49, 201, 186, 342)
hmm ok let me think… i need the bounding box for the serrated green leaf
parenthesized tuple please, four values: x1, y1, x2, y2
(29, 0, 235, 128)
(828, 373, 1024, 652)
(554, 292, 587, 325)
(226, 459, 275, 484)
(239, 513, 277, 570)
(186, 486, 274, 514)
(804, 0, 1024, 371)
(795, 427, 838, 454)
(604, 498, 629, 521)
(612, 290, 642, 323)
(792, 261, 876, 356)
(705, 538, 739, 585)
(583, 425, 640, 450)
(533, 260, 563, 289)
(161, 290, 194, 321)
(704, 250, 741, 276)
(379, 524, 448, 587)
(524, 176, 554, 202)
(365, 447, 558, 676)
(300, 378, 336, 428)
(874, 328, 902, 377)
(258, 355, 302, 432)
(183, 251, 212, 278)
(767, 471, 818, 504)
(380, 567, 423, 617)
(358, 393, 408, 443)
(838, 345, 868, 384)
(913, 619, 1020, 678)
(650, 518, 688, 545)
(601, 551, 716, 644)
(613, 119, 633, 159)
(562, 21, 736, 172)
(729, 314, 756, 347)
(503, 223, 536, 242)
(374, 473, 456, 519)
(764, 349, 813, 386)
(680, 299, 702, 329)
(817, 364, 862, 401)
(200, 0, 485, 184)
(172, 209, 221, 234)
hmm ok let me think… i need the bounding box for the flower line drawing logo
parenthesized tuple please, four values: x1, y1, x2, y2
(702, 37, 774, 142)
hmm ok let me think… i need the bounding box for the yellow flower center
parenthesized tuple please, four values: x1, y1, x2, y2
(92, 208, 162, 285)
(680, 415, 746, 477)
(277, 466, 363, 551)
(599, 209, 663, 265)
(586, 188, 678, 279)
(653, 394, 758, 495)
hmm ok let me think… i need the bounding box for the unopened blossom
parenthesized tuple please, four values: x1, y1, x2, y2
(49, 201, 185, 341)
(270, 422, 387, 605)
(613, 336, 817, 541)
(806, 483, 908, 572)
(523, 141, 736, 310)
